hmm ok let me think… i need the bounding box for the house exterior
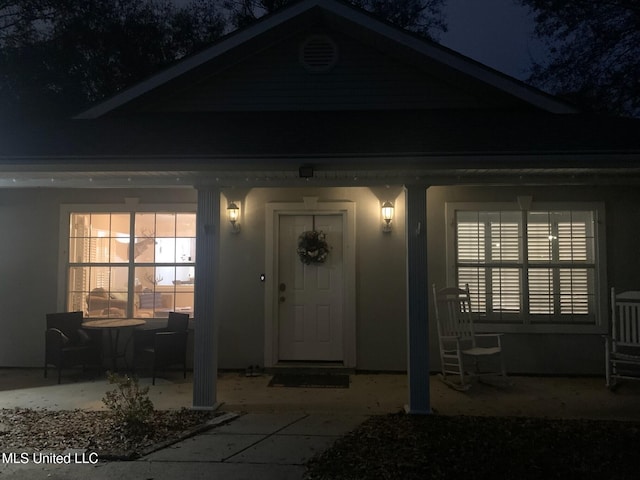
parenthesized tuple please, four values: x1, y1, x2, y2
(1, 0, 640, 412)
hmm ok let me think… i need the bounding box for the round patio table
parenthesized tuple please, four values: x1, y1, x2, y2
(83, 319, 146, 372)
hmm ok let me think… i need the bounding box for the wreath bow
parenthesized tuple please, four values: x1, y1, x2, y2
(297, 230, 330, 265)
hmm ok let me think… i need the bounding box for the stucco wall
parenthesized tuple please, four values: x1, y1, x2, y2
(0, 188, 197, 367)
(0, 186, 408, 371)
(217, 186, 408, 371)
(0, 190, 60, 367)
(2, 183, 638, 375)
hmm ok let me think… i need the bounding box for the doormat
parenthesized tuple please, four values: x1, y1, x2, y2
(268, 374, 350, 389)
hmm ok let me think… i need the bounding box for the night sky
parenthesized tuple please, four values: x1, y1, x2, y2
(440, 0, 546, 80)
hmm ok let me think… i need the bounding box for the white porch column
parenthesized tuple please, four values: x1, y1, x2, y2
(405, 184, 431, 414)
(193, 186, 220, 409)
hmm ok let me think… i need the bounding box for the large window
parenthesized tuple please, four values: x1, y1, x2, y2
(449, 203, 604, 329)
(67, 210, 196, 319)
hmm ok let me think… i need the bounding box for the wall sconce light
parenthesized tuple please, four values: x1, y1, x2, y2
(227, 202, 241, 233)
(381, 201, 394, 233)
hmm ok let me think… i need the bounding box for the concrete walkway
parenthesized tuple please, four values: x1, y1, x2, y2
(0, 412, 366, 479)
(0, 370, 387, 479)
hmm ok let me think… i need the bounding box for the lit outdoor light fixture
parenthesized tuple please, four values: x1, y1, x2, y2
(227, 202, 241, 233)
(381, 201, 394, 233)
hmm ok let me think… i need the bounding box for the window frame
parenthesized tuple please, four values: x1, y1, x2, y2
(58, 203, 197, 318)
(445, 201, 607, 334)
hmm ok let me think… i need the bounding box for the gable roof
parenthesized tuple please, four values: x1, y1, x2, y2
(75, 0, 576, 119)
(3, 0, 640, 188)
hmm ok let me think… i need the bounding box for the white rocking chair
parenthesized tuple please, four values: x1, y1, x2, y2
(432, 284, 509, 391)
(605, 288, 640, 390)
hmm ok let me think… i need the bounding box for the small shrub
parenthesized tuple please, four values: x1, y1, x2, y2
(102, 372, 155, 438)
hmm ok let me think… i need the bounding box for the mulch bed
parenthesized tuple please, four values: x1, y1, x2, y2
(304, 412, 640, 480)
(0, 408, 220, 460)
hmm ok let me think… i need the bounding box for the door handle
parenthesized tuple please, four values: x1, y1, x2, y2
(279, 296, 286, 303)
(279, 283, 286, 292)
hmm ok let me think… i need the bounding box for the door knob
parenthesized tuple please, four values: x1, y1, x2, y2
(279, 283, 286, 292)
(279, 296, 286, 303)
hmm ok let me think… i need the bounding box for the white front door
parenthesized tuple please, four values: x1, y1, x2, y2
(277, 214, 343, 361)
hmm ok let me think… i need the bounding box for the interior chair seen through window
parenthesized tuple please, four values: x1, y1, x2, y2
(86, 287, 127, 318)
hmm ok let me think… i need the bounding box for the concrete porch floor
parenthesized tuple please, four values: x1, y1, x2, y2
(1, 368, 640, 421)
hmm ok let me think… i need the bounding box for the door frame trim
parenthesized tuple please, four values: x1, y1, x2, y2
(264, 200, 356, 368)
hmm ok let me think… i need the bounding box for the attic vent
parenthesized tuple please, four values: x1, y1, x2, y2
(300, 35, 338, 72)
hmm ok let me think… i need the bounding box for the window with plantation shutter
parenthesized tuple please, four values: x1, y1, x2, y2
(450, 205, 601, 328)
(527, 211, 594, 321)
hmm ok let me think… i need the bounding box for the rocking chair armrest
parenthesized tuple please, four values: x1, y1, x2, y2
(474, 333, 503, 347)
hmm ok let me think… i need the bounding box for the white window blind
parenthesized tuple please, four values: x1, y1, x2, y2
(457, 221, 485, 263)
(454, 208, 597, 324)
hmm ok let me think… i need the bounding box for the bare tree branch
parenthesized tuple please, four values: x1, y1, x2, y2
(521, 0, 640, 117)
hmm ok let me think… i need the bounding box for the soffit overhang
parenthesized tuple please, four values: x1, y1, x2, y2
(2, 156, 640, 189)
(2, 111, 640, 187)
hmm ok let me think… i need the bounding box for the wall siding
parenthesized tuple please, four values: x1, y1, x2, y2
(150, 30, 519, 112)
